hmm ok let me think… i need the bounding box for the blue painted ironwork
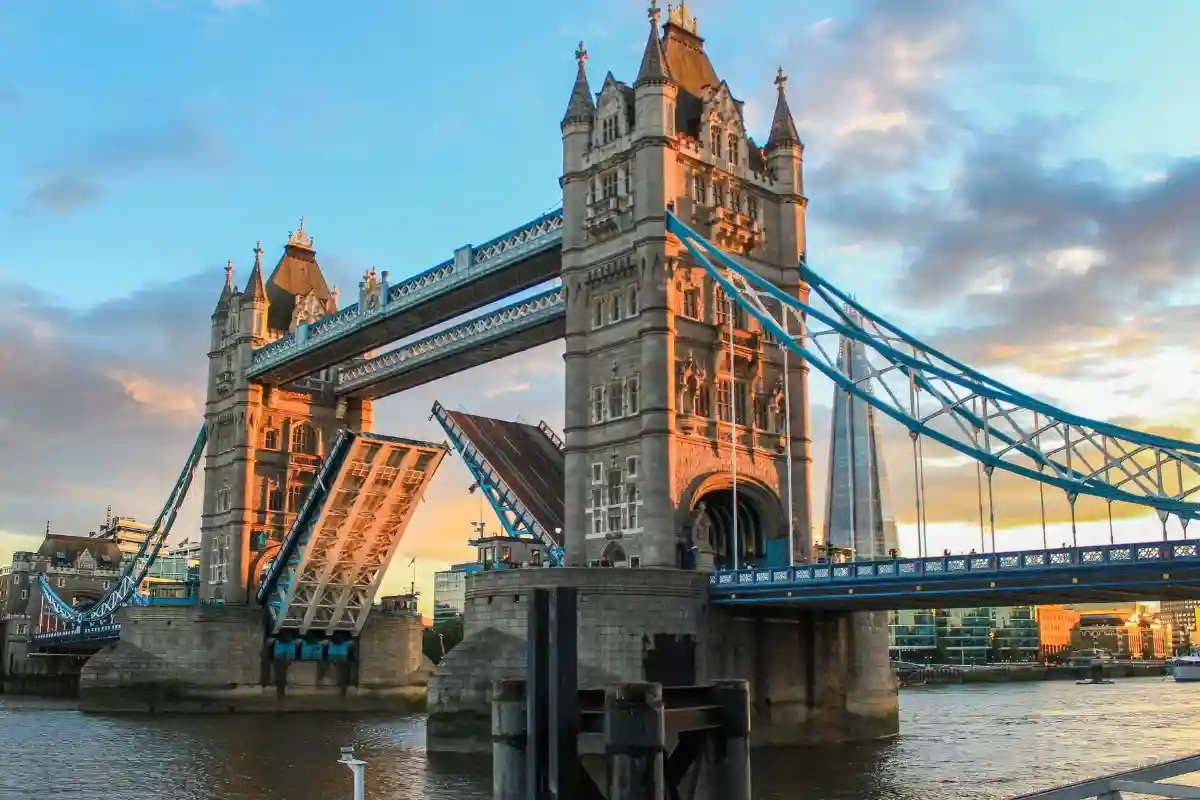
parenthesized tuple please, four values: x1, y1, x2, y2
(35, 424, 208, 637)
(709, 539, 1200, 606)
(257, 429, 354, 611)
(335, 285, 564, 396)
(31, 622, 122, 645)
(431, 401, 565, 566)
(665, 209, 1200, 523)
(247, 210, 564, 377)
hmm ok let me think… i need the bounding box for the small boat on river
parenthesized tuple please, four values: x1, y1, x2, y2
(1173, 655, 1200, 683)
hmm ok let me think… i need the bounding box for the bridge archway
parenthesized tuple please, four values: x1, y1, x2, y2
(679, 474, 784, 571)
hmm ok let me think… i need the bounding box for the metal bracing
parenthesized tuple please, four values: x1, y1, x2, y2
(431, 402, 565, 566)
(37, 424, 208, 628)
(248, 210, 563, 376)
(335, 286, 564, 396)
(665, 209, 1200, 525)
(258, 430, 447, 635)
(537, 420, 565, 453)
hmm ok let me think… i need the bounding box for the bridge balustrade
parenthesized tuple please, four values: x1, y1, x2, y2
(709, 540, 1200, 594)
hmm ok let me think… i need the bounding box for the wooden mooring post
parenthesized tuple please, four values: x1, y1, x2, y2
(491, 587, 752, 800)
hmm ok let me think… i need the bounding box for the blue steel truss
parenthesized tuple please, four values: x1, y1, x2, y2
(36, 424, 208, 632)
(665, 209, 1200, 524)
(257, 429, 354, 612)
(431, 402, 564, 566)
(710, 539, 1200, 609)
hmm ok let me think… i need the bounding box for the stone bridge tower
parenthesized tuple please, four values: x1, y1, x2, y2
(560, 3, 812, 570)
(200, 222, 373, 603)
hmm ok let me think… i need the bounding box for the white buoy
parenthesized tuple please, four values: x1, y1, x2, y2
(339, 746, 366, 800)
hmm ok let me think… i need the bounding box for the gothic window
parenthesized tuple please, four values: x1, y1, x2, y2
(593, 511, 604, 536)
(681, 288, 700, 320)
(731, 188, 742, 214)
(591, 488, 602, 510)
(601, 115, 618, 143)
(729, 133, 739, 165)
(591, 386, 604, 423)
(735, 382, 750, 426)
(625, 485, 639, 530)
(733, 303, 747, 330)
(607, 380, 624, 419)
(287, 484, 303, 512)
(754, 395, 770, 431)
(591, 463, 603, 484)
(717, 380, 732, 423)
(267, 483, 284, 512)
(603, 541, 627, 566)
(713, 181, 726, 208)
(225, 353, 233, 371)
(217, 483, 231, 513)
(609, 293, 622, 323)
(291, 422, 314, 455)
(592, 299, 605, 329)
(714, 287, 728, 325)
(692, 174, 706, 203)
(748, 195, 759, 220)
(625, 375, 640, 415)
(602, 170, 618, 199)
(710, 126, 723, 158)
(627, 285, 639, 316)
(607, 469, 623, 507)
(263, 428, 280, 450)
(626, 456, 639, 478)
(624, 169, 631, 195)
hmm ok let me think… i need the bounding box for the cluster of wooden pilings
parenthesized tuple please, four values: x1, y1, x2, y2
(491, 587, 752, 800)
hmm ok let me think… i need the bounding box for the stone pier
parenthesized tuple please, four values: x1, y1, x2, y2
(426, 568, 897, 751)
(78, 604, 430, 713)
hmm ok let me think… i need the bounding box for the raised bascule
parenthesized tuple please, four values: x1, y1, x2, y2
(27, 2, 1200, 734)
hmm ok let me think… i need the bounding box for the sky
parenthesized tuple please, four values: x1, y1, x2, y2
(1, 0, 1198, 617)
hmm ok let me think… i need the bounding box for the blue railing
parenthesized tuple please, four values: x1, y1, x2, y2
(709, 540, 1200, 595)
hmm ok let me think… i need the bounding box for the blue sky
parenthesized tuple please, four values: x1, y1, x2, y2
(1, 0, 1198, 612)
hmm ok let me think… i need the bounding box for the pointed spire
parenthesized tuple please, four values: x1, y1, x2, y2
(244, 240, 268, 302)
(561, 40, 596, 128)
(212, 260, 236, 316)
(766, 66, 802, 150)
(636, 1, 672, 87)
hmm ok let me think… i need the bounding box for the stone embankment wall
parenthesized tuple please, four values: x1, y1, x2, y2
(79, 605, 430, 713)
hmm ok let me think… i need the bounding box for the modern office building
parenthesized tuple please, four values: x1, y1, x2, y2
(888, 605, 1040, 664)
(1035, 605, 1081, 659)
(888, 610, 937, 662)
(433, 562, 480, 625)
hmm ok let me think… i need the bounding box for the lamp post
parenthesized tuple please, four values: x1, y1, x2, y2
(339, 746, 366, 800)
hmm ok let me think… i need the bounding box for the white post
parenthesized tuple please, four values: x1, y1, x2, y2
(780, 313, 795, 567)
(728, 295, 740, 571)
(339, 746, 365, 800)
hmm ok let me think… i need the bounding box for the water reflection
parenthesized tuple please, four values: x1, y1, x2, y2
(1, 679, 1197, 800)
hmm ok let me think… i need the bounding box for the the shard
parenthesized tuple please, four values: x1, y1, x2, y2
(823, 308, 900, 560)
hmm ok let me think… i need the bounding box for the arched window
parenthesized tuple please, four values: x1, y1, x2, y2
(291, 422, 314, 455)
(710, 127, 723, 158)
(603, 542, 627, 567)
(627, 285, 639, 316)
(728, 132, 739, 165)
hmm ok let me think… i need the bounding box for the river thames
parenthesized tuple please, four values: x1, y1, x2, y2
(1, 678, 1197, 800)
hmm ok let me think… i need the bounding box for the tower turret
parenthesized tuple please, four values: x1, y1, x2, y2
(765, 67, 806, 265)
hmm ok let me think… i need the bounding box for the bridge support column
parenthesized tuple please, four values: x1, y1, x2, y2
(426, 568, 898, 752)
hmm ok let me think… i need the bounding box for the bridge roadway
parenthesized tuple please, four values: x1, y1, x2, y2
(246, 210, 563, 386)
(442, 407, 566, 541)
(710, 540, 1200, 610)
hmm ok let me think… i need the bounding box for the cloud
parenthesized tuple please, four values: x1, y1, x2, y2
(20, 117, 229, 217)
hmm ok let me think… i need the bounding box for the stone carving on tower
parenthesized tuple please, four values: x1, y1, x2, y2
(823, 314, 900, 560)
(559, 2, 811, 570)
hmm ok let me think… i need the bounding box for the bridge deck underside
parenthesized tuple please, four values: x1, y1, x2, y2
(712, 560, 1200, 611)
(337, 310, 564, 400)
(444, 409, 565, 541)
(271, 433, 446, 635)
(251, 248, 561, 385)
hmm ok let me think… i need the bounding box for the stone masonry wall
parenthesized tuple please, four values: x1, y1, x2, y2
(427, 567, 708, 750)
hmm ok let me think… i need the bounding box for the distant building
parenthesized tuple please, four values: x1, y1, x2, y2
(887, 606, 1039, 664)
(1070, 609, 1171, 659)
(1158, 600, 1200, 654)
(1035, 605, 1081, 660)
(473, 535, 551, 570)
(90, 515, 152, 561)
(1, 534, 122, 680)
(888, 610, 937, 661)
(433, 562, 479, 625)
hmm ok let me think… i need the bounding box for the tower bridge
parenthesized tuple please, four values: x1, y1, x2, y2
(24, 1, 1200, 736)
